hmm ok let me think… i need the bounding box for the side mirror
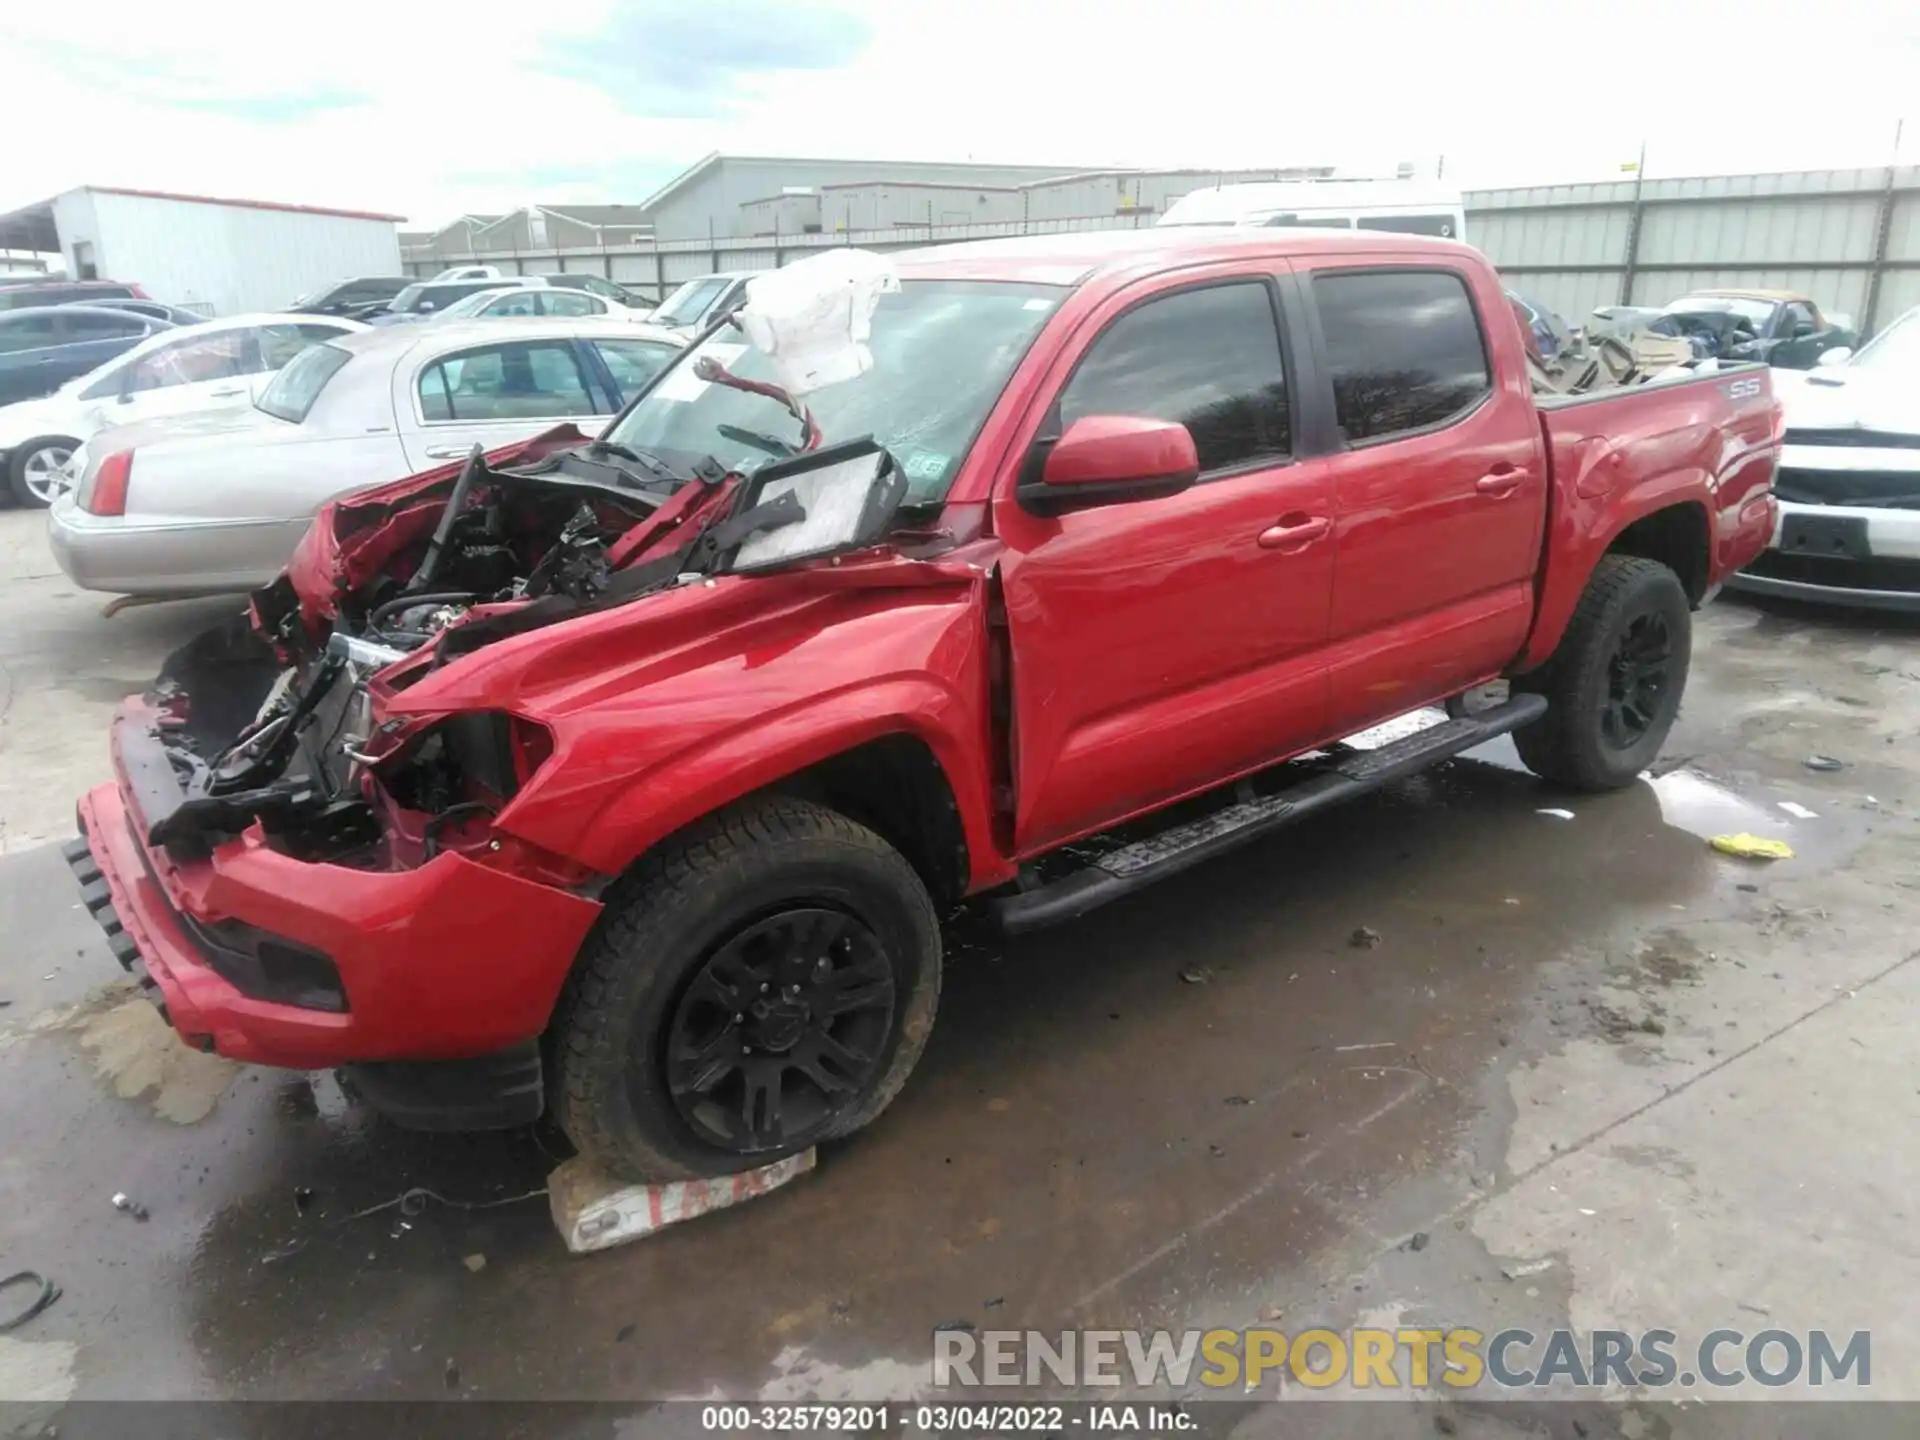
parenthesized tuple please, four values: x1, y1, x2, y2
(1025, 415, 1199, 514)
(1815, 345, 1852, 368)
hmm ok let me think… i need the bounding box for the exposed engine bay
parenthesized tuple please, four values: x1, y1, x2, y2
(136, 432, 908, 870)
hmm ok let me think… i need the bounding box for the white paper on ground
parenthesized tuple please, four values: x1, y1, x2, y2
(1778, 800, 1819, 819)
(548, 1148, 816, 1253)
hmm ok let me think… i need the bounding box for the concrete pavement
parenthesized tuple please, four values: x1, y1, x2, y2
(1, 504, 1917, 1436)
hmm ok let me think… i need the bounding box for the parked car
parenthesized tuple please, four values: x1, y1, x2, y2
(0, 313, 364, 507)
(0, 305, 173, 409)
(645, 270, 758, 335)
(49, 317, 684, 594)
(428, 265, 502, 283)
(431, 286, 643, 322)
(1727, 304, 1920, 609)
(0, 279, 149, 312)
(90, 299, 207, 327)
(289, 276, 414, 318)
(1641, 290, 1856, 369)
(60, 231, 1779, 1181)
(541, 273, 642, 306)
(369, 277, 547, 326)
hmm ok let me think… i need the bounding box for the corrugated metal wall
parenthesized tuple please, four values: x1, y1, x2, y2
(88, 193, 402, 315)
(406, 166, 1920, 335)
(1470, 166, 1920, 335)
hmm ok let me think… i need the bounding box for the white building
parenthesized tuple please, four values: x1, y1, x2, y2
(0, 186, 406, 315)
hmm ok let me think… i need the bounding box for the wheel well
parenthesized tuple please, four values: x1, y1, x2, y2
(768, 735, 970, 910)
(1606, 503, 1710, 604)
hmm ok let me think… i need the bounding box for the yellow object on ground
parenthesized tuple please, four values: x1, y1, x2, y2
(1710, 833, 1795, 860)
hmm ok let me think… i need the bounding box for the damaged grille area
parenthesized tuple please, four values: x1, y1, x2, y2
(1773, 466, 1920, 509)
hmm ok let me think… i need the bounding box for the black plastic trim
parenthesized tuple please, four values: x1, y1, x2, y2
(341, 1041, 545, 1132)
(989, 695, 1549, 934)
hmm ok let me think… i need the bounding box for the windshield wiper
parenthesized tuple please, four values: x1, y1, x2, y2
(716, 422, 799, 458)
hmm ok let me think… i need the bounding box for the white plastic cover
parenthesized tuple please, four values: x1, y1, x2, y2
(736, 249, 901, 398)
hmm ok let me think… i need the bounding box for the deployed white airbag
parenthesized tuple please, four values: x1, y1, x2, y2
(736, 249, 900, 398)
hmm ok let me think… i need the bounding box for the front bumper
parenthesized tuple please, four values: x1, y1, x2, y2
(1726, 496, 1920, 611)
(69, 722, 604, 1073)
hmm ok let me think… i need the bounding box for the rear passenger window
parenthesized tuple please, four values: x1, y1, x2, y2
(418, 340, 598, 421)
(1312, 270, 1491, 443)
(1058, 282, 1289, 472)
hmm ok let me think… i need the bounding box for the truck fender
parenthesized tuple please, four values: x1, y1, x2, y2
(561, 678, 1005, 891)
(1518, 476, 1713, 671)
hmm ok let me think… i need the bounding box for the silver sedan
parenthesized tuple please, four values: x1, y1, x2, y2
(49, 318, 683, 598)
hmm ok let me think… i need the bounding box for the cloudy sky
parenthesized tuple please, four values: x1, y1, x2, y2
(2, 0, 1916, 229)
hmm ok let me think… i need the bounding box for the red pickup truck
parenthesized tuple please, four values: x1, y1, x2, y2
(68, 230, 1780, 1181)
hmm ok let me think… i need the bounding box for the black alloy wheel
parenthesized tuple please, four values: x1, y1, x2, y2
(661, 907, 895, 1152)
(1601, 611, 1673, 750)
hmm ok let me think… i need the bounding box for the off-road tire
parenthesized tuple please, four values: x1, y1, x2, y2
(550, 796, 942, 1182)
(1513, 554, 1691, 791)
(7, 435, 80, 509)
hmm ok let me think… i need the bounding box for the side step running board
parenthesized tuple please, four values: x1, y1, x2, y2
(989, 694, 1547, 934)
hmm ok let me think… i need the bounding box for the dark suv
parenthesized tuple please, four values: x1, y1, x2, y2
(288, 276, 414, 317)
(0, 279, 149, 312)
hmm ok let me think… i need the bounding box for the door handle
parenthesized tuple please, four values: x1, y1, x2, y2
(1476, 470, 1523, 497)
(423, 444, 469, 459)
(1257, 514, 1331, 550)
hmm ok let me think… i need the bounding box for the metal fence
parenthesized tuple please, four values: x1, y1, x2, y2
(402, 213, 1158, 305)
(1469, 166, 1920, 336)
(404, 167, 1920, 334)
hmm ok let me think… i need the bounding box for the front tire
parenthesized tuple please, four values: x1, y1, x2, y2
(551, 796, 942, 1182)
(7, 436, 81, 508)
(1513, 555, 1691, 791)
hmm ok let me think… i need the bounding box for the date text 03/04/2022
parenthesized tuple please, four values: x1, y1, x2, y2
(700, 1404, 1193, 1432)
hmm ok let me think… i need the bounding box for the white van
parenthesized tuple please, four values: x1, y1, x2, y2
(1159, 180, 1466, 242)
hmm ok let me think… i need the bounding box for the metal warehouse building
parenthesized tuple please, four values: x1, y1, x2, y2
(0, 186, 405, 316)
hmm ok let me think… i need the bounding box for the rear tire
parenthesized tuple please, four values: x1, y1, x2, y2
(551, 796, 942, 1182)
(7, 436, 81, 508)
(1513, 555, 1691, 791)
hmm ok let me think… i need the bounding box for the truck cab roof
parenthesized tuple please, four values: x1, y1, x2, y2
(898, 226, 1477, 288)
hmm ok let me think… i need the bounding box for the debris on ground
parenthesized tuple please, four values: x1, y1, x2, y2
(1259, 1305, 1284, 1322)
(1335, 1041, 1395, 1052)
(111, 1192, 149, 1221)
(549, 1150, 813, 1254)
(1804, 755, 1845, 772)
(934, 1320, 976, 1333)
(1778, 801, 1819, 819)
(1403, 1231, 1431, 1252)
(1208, 1143, 1226, 1158)
(293, 1186, 316, 1216)
(443, 1359, 460, 1390)
(1502, 1258, 1555, 1280)
(1710, 833, 1794, 861)
(462, 1253, 487, 1273)
(1349, 926, 1382, 949)
(1434, 1412, 1458, 1435)
(616, 1323, 637, 1342)
(0, 1271, 61, 1332)
(1536, 808, 1576, 820)
(984, 1297, 1004, 1309)
(1638, 1017, 1666, 1035)
(1223, 1095, 1254, 1107)
(1178, 965, 1212, 985)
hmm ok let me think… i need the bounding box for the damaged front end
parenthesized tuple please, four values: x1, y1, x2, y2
(134, 428, 911, 868)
